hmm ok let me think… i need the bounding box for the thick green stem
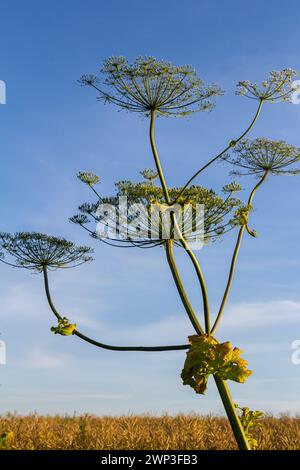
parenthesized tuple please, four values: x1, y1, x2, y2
(149, 110, 171, 204)
(168, 211, 210, 333)
(177, 232, 210, 334)
(211, 170, 269, 335)
(42, 266, 189, 352)
(214, 375, 251, 450)
(165, 240, 204, 336)
(43, 266, 61, 320)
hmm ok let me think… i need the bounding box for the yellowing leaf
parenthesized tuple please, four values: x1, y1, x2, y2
(51, 317, 76, 336)
(181, 335, 252, 394)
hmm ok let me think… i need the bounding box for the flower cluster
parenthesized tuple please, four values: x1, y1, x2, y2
(236, 68, 297, 103)
(223, 138, 300, 176)
(230, 205, 257, 237)
(79, 56, 223, 117)
(222, 181, 243, 194)
(0, 232, 93, 271)
(71, 172, 242, 248)
(181, 335, 252, 394)
(77, 172, 100, 186)
(139, 168, 158, 182)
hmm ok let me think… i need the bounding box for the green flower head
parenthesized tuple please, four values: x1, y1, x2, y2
(223, 138, 300, 176)
(79, 56, 223, 117)
(222, 181, 243, 194)
(236, 68, 297, 103)
(77, 172, 100, 186)
(140, 168, 159, 182)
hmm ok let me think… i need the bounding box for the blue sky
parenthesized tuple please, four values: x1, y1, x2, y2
(1, 0, 300, 416)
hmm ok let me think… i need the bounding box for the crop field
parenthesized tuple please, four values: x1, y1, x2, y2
(0, 414, 299, 450)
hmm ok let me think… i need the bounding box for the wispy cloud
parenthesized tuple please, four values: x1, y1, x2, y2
(0, 281, 46, 318)
(95, 300, 300, 345)
(220, 300, 300, 329)
(23, 350, 71, 369)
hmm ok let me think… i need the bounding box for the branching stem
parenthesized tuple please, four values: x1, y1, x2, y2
(42, 266, 189, 352)
(149, 112, 251, 450)
(172, 99, 264, 204)
(211, 170, 269, 335)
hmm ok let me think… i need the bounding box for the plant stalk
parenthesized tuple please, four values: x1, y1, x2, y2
(165, 240, 204, 336)
(149, 110, 171, 204)
(177, 232, 210, 334)
(211, 170, 269, 335)
(42, 266, 190, 352)
(214, 375, 251, 450)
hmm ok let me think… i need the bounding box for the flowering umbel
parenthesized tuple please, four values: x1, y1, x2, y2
(222, 181, 243, 194)
(223, 138, 300, 176)
(181, 335, 252, 394)
(77, 172, 100, 186)
(79, 56, 223, 117)
(71, 171, 242, 247)
(139, 168, 159, 182)
(0, 232, 93, 271)
(236, 68, 297, 103)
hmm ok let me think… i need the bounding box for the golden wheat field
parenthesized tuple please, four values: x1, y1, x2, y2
(0, 414, 299, 450)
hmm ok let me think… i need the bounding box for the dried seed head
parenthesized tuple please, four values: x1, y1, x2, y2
(69, 214, 90, 225)
(0, 232, 93, 271)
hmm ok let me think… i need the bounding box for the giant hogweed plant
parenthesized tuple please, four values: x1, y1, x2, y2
(1, 58, 299, 450)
